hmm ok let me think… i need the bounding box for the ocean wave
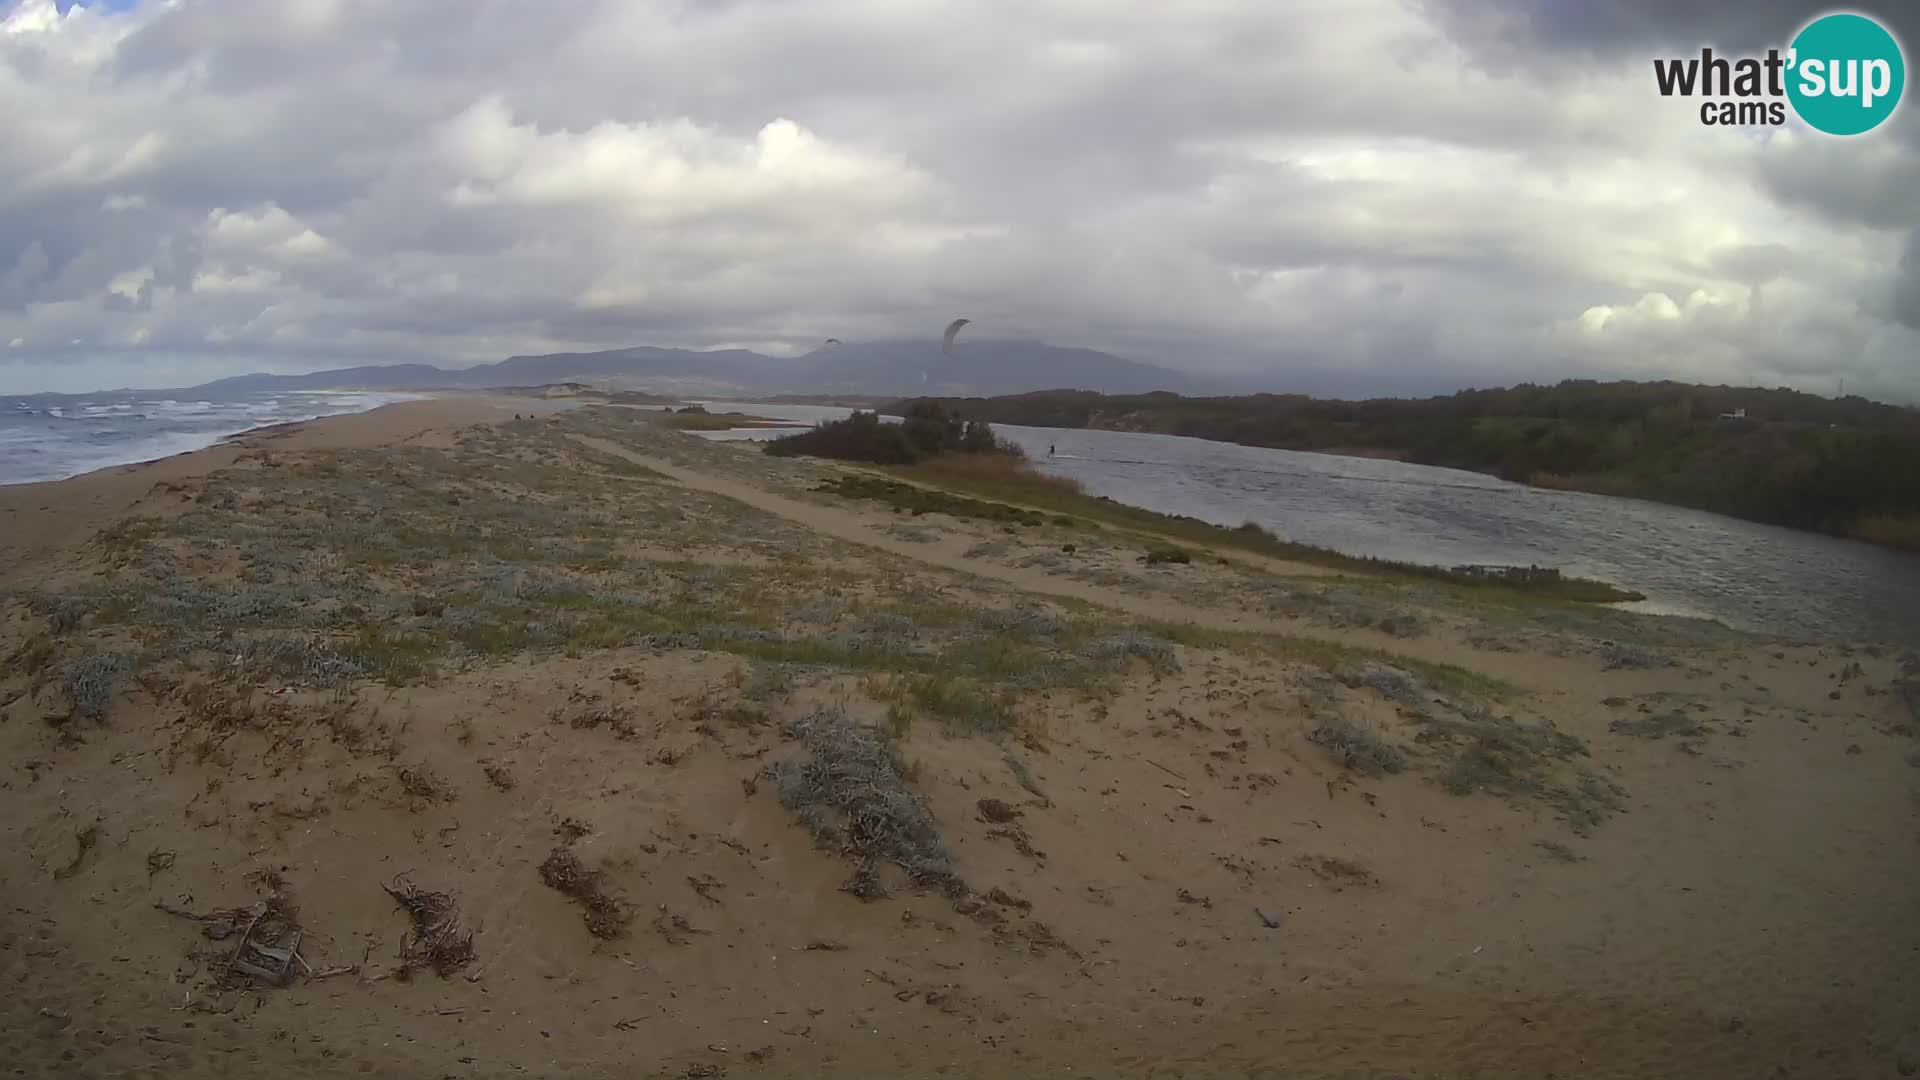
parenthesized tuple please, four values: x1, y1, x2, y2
(0, 390, 432, 486)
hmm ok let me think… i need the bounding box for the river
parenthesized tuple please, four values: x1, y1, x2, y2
(692, 402, 1920, 646)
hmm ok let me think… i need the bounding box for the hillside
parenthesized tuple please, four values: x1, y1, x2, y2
(172, 340, 1204, 399)
(901, 381, 1920, 550)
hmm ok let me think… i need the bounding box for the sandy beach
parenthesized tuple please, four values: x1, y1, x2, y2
(2, 398, 1916, 1079)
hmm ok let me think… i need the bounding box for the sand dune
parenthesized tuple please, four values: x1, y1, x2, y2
(1, 400, 1915, 1078)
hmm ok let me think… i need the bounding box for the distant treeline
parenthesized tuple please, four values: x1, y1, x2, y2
(896, 381, 1920, 551)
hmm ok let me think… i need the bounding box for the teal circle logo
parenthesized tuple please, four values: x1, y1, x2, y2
(1786, 12, 1906, 135)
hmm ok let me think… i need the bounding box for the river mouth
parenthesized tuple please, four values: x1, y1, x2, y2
(693, 401, 1920, 647)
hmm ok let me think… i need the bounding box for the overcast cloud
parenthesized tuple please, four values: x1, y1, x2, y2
(1, 0, 1915, 399)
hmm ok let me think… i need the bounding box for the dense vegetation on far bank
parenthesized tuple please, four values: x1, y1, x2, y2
(763, 403, 1023, 465)
(894, 381, 1920, 551)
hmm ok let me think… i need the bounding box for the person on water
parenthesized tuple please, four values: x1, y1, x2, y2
(1049, 443, 1056, 457)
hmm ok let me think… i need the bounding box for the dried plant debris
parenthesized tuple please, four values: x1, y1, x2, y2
(686, 873, 726, 905)
(1292, 854, 1379, 890)
(772, 709, 962, 900)
(653, 907, 711, 946)
(975, 798, 1022, 823)
(986, 825, 1045, 863)
(51, 824, 100, 880)
(538, 847, 632, 939)
(155, 884, 308, 990)
(482, 762, 518, 791)
(383, 876, 477, 978)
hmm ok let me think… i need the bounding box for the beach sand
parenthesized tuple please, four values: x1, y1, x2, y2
(1, 399, 1915, 1079)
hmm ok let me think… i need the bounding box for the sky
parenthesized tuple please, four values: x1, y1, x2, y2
(1, 0, 1916, 400)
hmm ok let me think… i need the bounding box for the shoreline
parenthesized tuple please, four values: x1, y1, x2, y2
(0, 394, 567, 575)
(0, 390, 446, 491)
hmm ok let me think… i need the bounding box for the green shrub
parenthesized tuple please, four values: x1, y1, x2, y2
(1141, 543, 1192, 565)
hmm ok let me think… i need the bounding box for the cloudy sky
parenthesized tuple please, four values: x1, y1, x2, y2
(1, 0, 1915, 400)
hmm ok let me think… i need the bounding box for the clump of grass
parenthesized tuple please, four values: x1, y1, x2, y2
(772, 709, 961, 899)
(1140, 543, 1193, 566)
(740, 663, 798, 703)
(1306, 717, 1408, 776)
(29, 593, 99, 634)
(1081, 630, 1181, 674)
(812, 475, 1046, 527)
(226, 637, 372, 687)
(902, 451, 1084, 498)
(537, 848, 632, 939)
(891, 674, 1015, 734)
(1599, 643, 1672, 671)
(976, 606, 1063, 640)
(1535, 840, 1584, 863)
(1339, 663, 1429, 711)
(1609, 710, 1705, 739)
(63, 653, 134, 720)
(1425, 708, 1625, 835)
(94, 516, 165, 563)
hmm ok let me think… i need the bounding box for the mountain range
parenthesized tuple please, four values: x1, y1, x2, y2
(178, 339, 1207, 399)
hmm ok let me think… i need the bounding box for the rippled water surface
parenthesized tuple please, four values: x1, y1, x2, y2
(0, 390, 430, 486)
(701, 402, 1920, 645)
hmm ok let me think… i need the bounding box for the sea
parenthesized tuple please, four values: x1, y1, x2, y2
(0, 390, 431, 486)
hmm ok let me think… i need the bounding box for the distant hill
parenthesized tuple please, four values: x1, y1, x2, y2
(176, 340, 1205, 399)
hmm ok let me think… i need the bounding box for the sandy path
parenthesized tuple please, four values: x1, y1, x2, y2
(572, 435, 1710, 697)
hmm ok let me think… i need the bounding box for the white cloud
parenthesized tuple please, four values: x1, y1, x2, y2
(0, 0, 1915, 400)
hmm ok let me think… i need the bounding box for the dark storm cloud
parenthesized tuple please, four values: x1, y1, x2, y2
(1424, 0, 1918, 66)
